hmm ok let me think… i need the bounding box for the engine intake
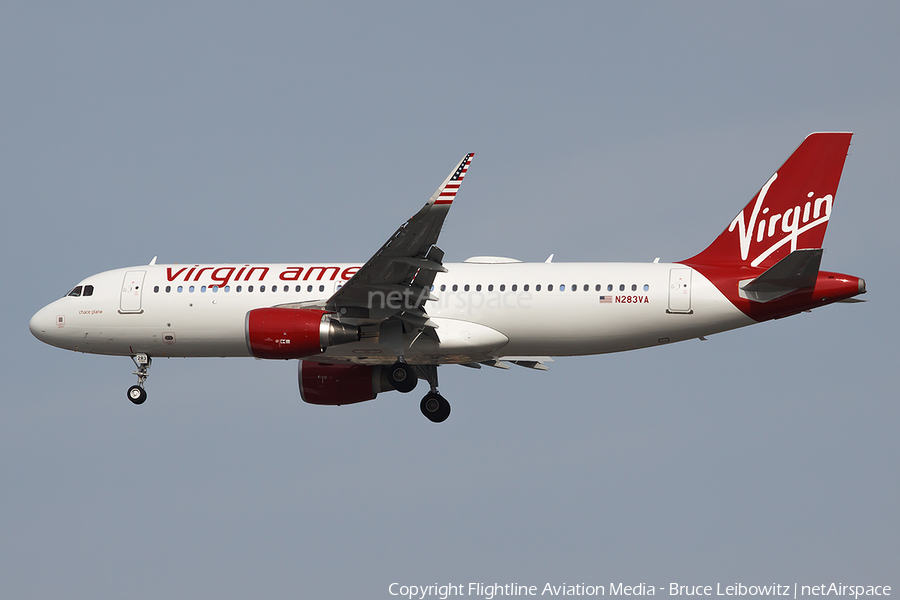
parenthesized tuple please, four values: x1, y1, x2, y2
(246, 308, 360, 359)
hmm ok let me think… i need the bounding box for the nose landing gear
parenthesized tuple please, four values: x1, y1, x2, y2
(127, 353, 151, 405)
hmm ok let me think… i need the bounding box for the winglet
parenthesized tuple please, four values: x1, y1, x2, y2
(430, 153, 474, 206)
(326, 153, 474, 321)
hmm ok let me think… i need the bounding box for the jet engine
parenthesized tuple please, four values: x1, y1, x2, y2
(246, 308, 360, 359)
(298, 361, 397, 405)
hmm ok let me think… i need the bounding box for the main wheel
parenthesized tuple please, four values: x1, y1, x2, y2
(127, 385, 147, 405)
(388, 362, 417, 393)
(420, 393, 450, 423)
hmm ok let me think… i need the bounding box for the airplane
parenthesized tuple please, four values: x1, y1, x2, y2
(30, 132, 865, 422)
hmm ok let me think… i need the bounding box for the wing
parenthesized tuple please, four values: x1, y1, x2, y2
(325, 153, 474, 333)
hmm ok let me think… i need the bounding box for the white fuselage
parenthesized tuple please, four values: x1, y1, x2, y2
(29, 261, 754, 364)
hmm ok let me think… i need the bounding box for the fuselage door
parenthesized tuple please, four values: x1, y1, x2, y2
(120, 270, 147, 314)
(667, 268, 692, 314)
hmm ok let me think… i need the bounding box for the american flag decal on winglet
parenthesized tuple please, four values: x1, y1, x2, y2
(434, 153, 474, 205)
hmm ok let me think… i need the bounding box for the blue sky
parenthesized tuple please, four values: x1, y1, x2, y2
(2, 3, 898, 598)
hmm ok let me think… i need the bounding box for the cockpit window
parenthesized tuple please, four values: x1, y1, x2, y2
(83, 285, 94, 297)
(67, 286, 83, 297)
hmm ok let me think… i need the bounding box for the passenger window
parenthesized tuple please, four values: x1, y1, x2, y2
(212, 286, 219, 292)
(548, 284, 554, 291)
(260, 285, 266, 292)
(476, 284, 482, 292)
(608, 284, 613, 291)
(236, 285, 242, 292)
(248, 285, 254, 292)
(499, 284, 505, 292)
(452, 284, 458, 292)
(319, 285, 325, 292)
(523, 284, 528, 291)
(511, 284, 517, 291)
(536, 284, 541, 291)
(189, 286, 195, 293)
(572, 284, 577, 292)
(165, 286, 171, 293)
(177, 286, 183, 293)
(595, 284, 601, 292)
(559, 284, 565, 291)
(284, 285, 288, 292)
(440, 284, 446, 292)
(632, 284, 637, 291)
(67, 286, 83, 297)
(644, 284, 650, 291)
(619, 284, 625, 291)
(464, 284, 470, 292)
(201, 286, 207, 292)
(583, 284, 588, 292)
(154, 286, 160, 293)
(488, 284, 493, 292)
(224, 286, 230, 292)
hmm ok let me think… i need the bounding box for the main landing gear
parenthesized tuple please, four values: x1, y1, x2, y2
(127, 353, 151, 405)
(386, 361, 417, 393)
(387, 361, 451, 423)
(420, 392, 450, 423)
(413, 364, 450, 423)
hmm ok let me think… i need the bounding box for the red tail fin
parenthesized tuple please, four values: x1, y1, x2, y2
(684, 132, 852, 268)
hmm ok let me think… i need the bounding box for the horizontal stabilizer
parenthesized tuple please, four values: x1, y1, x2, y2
(740, 248, 822, 303)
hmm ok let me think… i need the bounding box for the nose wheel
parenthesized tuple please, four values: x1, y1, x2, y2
(127, 385, 147, 405)
(128, 354, 151, 405)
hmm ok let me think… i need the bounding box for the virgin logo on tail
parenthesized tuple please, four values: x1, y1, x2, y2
(729, 172, 834, 267)
(683, 132, 851, 270)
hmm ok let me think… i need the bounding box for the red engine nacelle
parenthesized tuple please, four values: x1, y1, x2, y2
(298, 361, 394, 405)
(246, 308, 360, 359)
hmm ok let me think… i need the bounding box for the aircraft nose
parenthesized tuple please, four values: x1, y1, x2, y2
(29, 304, 56, 343)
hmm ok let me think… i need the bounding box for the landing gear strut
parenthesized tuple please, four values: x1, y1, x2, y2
(415, 365, 450, 423)
(128, 353, 151, 405)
